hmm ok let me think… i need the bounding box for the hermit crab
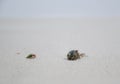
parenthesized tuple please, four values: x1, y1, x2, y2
(67, 50, 84, 60)
(26, 54, 36, 59)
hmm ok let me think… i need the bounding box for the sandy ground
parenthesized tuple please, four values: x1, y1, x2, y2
(0, 18, 120, 84)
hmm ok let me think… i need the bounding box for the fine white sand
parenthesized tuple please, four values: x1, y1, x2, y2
(0, 18, 120, 84)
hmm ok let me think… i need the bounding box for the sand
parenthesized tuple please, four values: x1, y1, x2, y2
(0, 18, 120, 84)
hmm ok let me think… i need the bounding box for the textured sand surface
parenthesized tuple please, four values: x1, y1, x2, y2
(0, 18, 120, 84)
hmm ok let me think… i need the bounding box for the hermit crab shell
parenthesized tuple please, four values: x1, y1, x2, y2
(67, 50, 80, 60)
(26, 54, 36, 59)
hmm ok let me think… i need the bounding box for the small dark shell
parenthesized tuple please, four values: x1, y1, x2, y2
(67, 50, 80, 60)
(26, 54, 36, 59)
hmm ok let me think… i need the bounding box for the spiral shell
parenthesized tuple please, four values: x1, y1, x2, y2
(67, 50, 80, 60)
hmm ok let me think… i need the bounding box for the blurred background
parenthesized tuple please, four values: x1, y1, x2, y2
(0, 0, 120, 18)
